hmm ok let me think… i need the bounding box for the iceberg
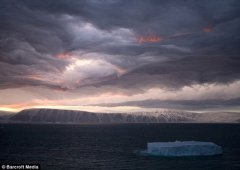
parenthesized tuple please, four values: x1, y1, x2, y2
(147, 141, 222, 157)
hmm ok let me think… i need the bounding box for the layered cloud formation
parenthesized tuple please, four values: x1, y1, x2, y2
(0, 0, 240, 112)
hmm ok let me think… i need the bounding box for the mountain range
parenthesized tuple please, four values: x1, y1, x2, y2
(0, 108, 239, 124)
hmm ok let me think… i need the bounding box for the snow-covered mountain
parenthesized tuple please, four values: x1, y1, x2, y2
(5, 108, 240, 124)
(0, 111, 16, 123)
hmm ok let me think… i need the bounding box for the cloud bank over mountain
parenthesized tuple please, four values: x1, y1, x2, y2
(0, 0, 240, 112)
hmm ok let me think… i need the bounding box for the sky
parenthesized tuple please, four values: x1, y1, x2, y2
(0, 0, 240, 113)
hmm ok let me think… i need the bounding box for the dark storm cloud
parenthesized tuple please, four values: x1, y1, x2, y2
(96, 55, 240, 91)
(0, 0, 240, 92)
(21, 0, 240, 33)
(96, 98, 240, 110)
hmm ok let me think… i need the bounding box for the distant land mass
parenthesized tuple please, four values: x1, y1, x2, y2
(0, 111, 15, 122)
(0, 109, 239, 124)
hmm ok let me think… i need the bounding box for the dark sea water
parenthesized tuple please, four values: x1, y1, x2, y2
(0, 123, 240, 170)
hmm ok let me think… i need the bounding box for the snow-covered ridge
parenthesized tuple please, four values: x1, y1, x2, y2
(5, 108, 240, 124)
(9, 109, 193, 124)
(0, 111, 16, 122)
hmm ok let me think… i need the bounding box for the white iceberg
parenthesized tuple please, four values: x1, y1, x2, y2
(147, 141, 222, 156)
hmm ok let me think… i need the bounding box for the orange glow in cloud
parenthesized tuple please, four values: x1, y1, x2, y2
(137, 35, 162, 44)
(0, 89, 132, 112)
(202, 25, 213, 33)
(136, 31, 195, 44)
(0, 103, 34, 112)
(55, 53, 71, 60)
(137, 26, 214, 44)
(0, 99, 68, 112)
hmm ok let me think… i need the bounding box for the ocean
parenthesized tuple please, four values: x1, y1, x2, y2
(0, 123, 240, 170)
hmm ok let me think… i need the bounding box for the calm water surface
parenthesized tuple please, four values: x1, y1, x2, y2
(0, 123, 240, 170)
